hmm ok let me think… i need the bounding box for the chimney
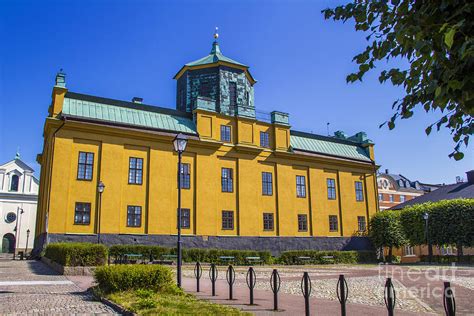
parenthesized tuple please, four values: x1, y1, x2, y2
(132, 97, 143, 104)
(466, 170, 474, 184)
(385, 169, 389, 174)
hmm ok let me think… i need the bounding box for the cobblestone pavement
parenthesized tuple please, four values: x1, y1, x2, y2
(181, 263, 474, 315)
(0, 257, 115, 315)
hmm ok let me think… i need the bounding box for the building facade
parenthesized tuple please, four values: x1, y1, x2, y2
(377, 169, 441, 210)
(35, 36, 379, 253)
(0, 154, 39, 254)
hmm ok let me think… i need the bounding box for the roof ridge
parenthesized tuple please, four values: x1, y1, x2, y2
(290, 130, 364, 146)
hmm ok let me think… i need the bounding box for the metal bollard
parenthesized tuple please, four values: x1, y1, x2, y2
(270, 269, 281, 311)
(194, 262, 203, 292)
(384, 278, 396, 316)
(336, 274, 349, 316)
(246, 267, 257, 305)
(300, 272, 312, 316)
(209, 263, 218, 296)
(226, 265, 236, 300)
(443, 282, 456, 316)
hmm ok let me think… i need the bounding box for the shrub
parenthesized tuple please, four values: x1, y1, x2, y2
(419, 255, 474, 264)
(109, 245, 169, 260)
(108, 245, 272, 265)
(94, 265, 176, 294)
(278, 250, 376, 264)
(44, 243, 107, 266)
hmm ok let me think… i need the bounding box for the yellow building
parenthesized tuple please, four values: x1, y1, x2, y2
(34, 36, 379, 253)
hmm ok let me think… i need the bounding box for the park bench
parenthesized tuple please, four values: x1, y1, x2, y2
(219, 256, 235, 265)
(153, 254, 177, 265)
(297, 256, 312, 265)
(123, 253, 143, 264)
(321, 255, 335, 264)
(245, 256, 263, 265)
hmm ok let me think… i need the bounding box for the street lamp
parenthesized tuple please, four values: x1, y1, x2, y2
(423, 212, 432, 264)
(97, 181, 105, 244)
(25, 229, 30, 256)
(13, 207, 24, 259)
(173, 133, 188, 288)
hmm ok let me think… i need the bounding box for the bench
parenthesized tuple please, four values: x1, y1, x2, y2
(123, 253, 143, 264)
(219, 256, 235, 265)
(297, 256, 312, 265)
(153, 254, 177, 265)
(246, 256, 263, 265)
(321, 255, 335, 264)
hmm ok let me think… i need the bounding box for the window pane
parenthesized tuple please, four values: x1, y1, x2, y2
(78, 152, 86, 163)
(86, 153, 94, 164)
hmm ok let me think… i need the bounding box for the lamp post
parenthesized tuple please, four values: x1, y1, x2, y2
(173, 133, 188, 288)
(13, 207, 24, 259)
(25, 229, 30, 255)
(97, 181, 105, 244)
(423, 212, 432, 264)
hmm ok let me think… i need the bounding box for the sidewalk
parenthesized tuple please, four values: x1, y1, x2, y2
(181, 277, 423, 315)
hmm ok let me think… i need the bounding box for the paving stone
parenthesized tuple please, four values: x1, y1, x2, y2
(0, 257, 116, 315)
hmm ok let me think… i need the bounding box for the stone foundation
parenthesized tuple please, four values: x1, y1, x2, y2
(42, 234, 373, 255)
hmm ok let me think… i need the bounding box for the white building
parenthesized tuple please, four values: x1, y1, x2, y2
(0, 154, 39, 254)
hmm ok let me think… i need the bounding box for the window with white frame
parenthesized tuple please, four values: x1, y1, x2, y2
(404, 246, 415, 256)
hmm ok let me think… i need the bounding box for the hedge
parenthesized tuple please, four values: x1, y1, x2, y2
(94, 265, 175, 294)
(420, 255, 474, 264)
(278, 250, 377, 264)
(109, 245, 272, 265)
(44, 243, 107, 266)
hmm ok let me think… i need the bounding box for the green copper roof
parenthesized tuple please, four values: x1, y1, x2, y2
(290, 131, 372, 162)
(62, 92, 197, 134)
(186, 41, 247, 67)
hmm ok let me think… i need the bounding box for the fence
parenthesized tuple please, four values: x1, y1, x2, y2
(193, 262, 457, 316)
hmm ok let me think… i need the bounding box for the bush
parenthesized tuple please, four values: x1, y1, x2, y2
(94, 265, 176, 294)
(109, 245, 170, 260)
(419, 255, 474, 264)
(108, 245, 272, 265)
(278, 250, 376, 264)
(44, 243, 107, 266)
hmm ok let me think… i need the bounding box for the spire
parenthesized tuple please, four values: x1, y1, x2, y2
(210, 27, 221, 55)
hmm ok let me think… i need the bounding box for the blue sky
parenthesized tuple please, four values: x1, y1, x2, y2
(0, 0, 472, 183)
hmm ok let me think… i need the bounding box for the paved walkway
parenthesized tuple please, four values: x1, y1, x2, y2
(180, 264, 473, 315)
(0, 256, 115, 315)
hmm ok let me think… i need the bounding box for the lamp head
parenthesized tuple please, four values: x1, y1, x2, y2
(173, 133, 188, 153)
(97, 181, 105, 193)
(423, 212, 429, 220)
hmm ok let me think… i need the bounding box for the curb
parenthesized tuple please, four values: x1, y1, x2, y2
(88, 288, 136, 316)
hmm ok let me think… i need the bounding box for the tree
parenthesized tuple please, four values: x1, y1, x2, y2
(399, 203, 431, 245)
(369, 211, 406, 262)
(428, 199, 474, 260)
(322, 1, 473, 160)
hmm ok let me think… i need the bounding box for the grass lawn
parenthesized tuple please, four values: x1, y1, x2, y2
(107, 289, 249, 315)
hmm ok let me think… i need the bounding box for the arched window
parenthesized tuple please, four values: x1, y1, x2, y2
(10, 175, 19, 191)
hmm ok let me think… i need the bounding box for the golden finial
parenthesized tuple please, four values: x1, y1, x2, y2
(214, 27, 219, 40)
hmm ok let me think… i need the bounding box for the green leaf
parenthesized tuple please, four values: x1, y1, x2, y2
(453, 152, 464, 161)
(444, 28, 456, 49)
(425, 125, 432, 135)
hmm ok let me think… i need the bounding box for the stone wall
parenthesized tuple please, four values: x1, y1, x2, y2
(45, 233, 373, 255)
